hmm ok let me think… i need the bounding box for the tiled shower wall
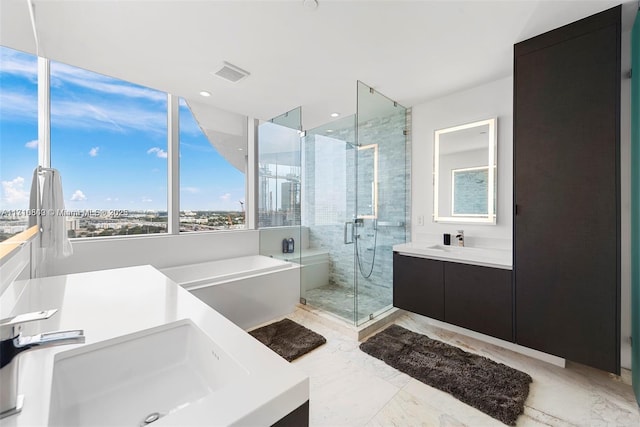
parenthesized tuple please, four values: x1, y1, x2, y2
(302, 106, 411, 318)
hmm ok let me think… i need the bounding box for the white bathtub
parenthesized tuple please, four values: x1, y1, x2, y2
(274, 249, 330, 293)
(160, 255, 300, 330)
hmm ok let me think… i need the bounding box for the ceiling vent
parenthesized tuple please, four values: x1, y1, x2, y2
(213, 62, 250, 83)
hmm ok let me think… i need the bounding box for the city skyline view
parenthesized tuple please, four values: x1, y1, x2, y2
(0, 46, 246, 214)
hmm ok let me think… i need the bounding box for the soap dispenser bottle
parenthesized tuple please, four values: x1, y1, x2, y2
(455, 230, 465, 247)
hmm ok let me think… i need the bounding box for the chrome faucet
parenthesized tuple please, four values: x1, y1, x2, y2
(455, 230, 465, 247)
(0, 309, 85, 419)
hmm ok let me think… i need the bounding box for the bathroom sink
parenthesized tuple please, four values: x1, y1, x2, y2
(48, 319, 247, 427)
(425, 244, 450, 251)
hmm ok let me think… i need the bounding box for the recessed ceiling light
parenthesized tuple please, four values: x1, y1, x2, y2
(330, 112, 340, 118)
(326, 129, 333, 133)
(199, 91, 211, 97)
(238, 148, 244, 151)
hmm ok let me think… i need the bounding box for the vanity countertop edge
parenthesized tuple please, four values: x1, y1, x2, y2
(393, 242, 512, 270)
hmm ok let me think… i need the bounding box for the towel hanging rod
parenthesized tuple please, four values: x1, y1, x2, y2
(37, 166, 55, 173)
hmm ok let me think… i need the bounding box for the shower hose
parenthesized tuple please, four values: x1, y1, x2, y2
(355, 219, 378, 279)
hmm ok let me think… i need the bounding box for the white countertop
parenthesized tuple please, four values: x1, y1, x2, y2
(393, 242, 512, 270)
(0, 265, 308, 426)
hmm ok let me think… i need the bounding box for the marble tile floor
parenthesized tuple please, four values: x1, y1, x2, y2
(303, 283, 393, 325)
(284, 308, 640, 427)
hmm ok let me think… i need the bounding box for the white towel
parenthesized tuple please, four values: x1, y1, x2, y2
(28, 168, 39, 227)
(42, 169, 73, 258)
(29, 167, 73, 260)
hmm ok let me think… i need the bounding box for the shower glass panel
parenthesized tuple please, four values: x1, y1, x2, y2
(355, 81, 407, 325)
(631, 7, 639, 406)
(301, 116, 357, 321)
(257, 108, 302, 269)
(258, 107, 302, 228)
(301, 82, 407, 326)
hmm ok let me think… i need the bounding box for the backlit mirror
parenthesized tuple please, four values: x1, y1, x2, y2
(433, 118, 496, 224)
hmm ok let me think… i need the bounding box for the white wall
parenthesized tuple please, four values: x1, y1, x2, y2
(50, 230, 259, 276)
(411, 76, 513, 249)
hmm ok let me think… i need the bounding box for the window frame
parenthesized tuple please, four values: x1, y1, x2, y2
(33, 57, 254, 238)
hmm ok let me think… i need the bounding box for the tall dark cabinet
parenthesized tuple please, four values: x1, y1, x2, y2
(514, 6, 621, 373)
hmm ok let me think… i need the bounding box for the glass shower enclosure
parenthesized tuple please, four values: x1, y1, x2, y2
(300, 82, 407, 325)
(257, 83, 407, 326)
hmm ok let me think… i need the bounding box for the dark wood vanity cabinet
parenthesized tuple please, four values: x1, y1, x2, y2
(444, 262, 513, 342)
(393, 252, 444, 321)
(272, 401, 309, 427)
(514, 6, 621, 373)
(393, 253, 513, 341)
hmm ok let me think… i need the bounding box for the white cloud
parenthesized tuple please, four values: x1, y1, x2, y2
(50, 62, 166, 102)
(1, 47, 167, 133)
(219, 193, 231, 201)
(181, 187, 200, 194)
(52, 100, 122, 133)
(89, 147, 100, 157)
(0, 91, 38, 121)
(105, 197, 119, 202)
(70, 190, 87, 202)
(25, 140, 38, 149)
(1, 176, 29, 206)
(147, 147, 168, 159)
(1, 47, 37, 123)
(142, 197, 153, 203)
(45, 61, 167, 134)
(0, 48, 38, 80)
(48, 94, 166, 135)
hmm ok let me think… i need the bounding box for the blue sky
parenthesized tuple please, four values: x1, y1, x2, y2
(0, 46, 245, 212)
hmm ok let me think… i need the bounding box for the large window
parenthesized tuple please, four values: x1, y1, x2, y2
(179, 99, 246, 232)
(50, 61, 168, 238)
(1, 52, 249, 240)
(0, 46, 38, 242)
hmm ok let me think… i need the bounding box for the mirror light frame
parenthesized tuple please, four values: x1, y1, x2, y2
(357, 143, 378, 219)
(433, 117, 497, 224)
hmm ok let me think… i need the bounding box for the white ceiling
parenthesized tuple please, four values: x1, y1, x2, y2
(1, 0, 636, 130)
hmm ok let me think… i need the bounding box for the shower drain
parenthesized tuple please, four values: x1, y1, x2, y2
(140, 412, 161, 426)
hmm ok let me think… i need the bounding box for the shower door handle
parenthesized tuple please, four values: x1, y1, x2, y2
(344, 221, 354, 244)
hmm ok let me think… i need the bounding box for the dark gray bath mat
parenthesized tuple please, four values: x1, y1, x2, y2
(360, 324, 532, 426)
(249, 318, 326, 362)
